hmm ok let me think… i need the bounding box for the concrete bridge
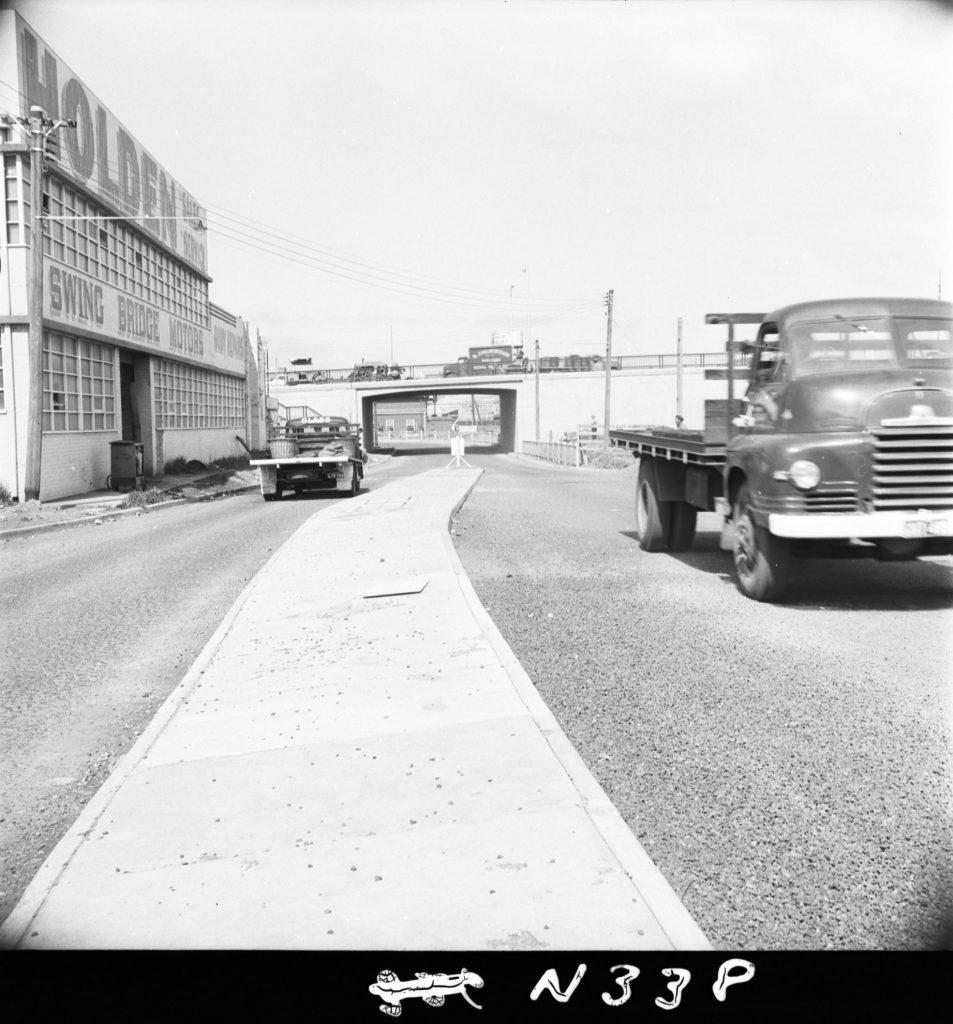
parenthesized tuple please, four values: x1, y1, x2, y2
(270, 363, 738, 452)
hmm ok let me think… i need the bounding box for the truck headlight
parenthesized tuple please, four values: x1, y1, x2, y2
(789, 459, 821, 490)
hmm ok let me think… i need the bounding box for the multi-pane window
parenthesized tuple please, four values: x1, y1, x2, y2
(155, 360, 245, 429)
(43, 331, 116, 431)
(42, 176, 209, 327)
(4, 153, 26, 245)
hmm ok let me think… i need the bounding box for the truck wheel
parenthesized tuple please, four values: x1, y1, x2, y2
(635, 472, 670, 551)
(350, 468, 361, 496)
(668, 501, 697, 551)
(732, 482, 790, 601)
(263, 493, 276, 502)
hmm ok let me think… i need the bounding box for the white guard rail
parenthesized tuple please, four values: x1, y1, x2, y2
(522, 439, 582, 467)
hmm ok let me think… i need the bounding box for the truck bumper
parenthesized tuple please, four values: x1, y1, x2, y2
(768, 510, 953, 540)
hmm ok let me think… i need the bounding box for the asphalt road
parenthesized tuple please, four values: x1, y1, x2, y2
(451, 454, 953, 950)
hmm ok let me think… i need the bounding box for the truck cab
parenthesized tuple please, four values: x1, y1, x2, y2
(725, 297, 953, 597)
(443, 357, 469, 377)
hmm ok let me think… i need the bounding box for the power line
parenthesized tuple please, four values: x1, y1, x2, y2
(1, 84, 605, 333)
(205, 217, 582, 308)
(202, 204, 591, 306)
(209, 220, 597, 314)
(3, 126, 598, 314)
(0, 96, 591, 310)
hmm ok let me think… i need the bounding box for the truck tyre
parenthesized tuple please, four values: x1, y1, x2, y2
(667, 501, 697, 551)
(263, 493, 276, 502)
(350, 466, 360, 496)
(636, 470, 670, 551)
(732, 482, 790, 601)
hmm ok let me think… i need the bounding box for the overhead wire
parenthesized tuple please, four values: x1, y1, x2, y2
(203, 204, 592, 308)
(0, 91, 593, 312)
(1, 76, 609, 349)
(209, 220, 598, 320)
(207, 215, 597, 314)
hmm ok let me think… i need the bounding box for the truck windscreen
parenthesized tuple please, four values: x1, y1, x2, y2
(788, 317, 953, 377)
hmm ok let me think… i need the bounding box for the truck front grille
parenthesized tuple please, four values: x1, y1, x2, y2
(761, 487, 859, 514)
(871, 424, 953, 510)
(803, 489, 860, 513)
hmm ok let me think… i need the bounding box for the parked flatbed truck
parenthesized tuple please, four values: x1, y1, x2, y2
(609, 297, 953, 600)
(250, 416, 366, 501)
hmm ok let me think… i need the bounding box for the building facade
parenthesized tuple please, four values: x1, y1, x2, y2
(374, 400, 428, 439)
(0, 12, 266, 501)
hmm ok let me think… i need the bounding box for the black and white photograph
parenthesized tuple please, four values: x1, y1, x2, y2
(0, 0, 951, 1011)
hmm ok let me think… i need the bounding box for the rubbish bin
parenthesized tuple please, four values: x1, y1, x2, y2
(109, 441, 145, 491)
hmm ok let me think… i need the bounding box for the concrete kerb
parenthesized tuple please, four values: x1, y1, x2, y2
(0, 481, 259, 541)
(0, 453, 394, 541)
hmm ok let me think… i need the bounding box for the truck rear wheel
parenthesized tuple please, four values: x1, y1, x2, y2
(636, 471, 670, 551)
(732, 482, 790, 601)
(668, 502, 697, 551)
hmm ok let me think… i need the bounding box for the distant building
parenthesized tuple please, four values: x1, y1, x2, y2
(0, 12, 266, 501)
(374, 400, 428, 438)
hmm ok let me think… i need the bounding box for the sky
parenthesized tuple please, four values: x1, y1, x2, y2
(4, 0, 953, 371)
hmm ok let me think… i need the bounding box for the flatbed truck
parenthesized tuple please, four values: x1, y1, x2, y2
(250, 416, 366, 501)
(609, 297, 953, 601)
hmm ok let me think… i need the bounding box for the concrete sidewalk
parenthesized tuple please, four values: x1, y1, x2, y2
(0, 467, 709, 950)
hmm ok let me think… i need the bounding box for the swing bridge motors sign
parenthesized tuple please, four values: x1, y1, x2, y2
(42, 260, 246, 375)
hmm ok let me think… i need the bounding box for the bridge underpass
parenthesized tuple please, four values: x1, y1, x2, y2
(354, 378, 522, 452)
(271, 364, 730, 453)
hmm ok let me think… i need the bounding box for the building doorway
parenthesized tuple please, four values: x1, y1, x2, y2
(120, 360, 139, 440)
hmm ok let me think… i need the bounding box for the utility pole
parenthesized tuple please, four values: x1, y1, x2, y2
(523, 267, 530, 353)
(534, 338, 540, 441)
(676, 316, 684, 425)
(19, 106, 75, 501)
(603, 289, 614, 450)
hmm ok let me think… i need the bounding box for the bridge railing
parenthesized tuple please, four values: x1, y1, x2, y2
(616, 351, 735, 370)
(522, 422, 621, 467)
(522, 438, 582, 467)
(277, 403, 323, 422)
(266, 351, 746, 386)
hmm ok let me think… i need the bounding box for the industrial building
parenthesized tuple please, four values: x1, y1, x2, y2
(0, 11, 266, 502)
